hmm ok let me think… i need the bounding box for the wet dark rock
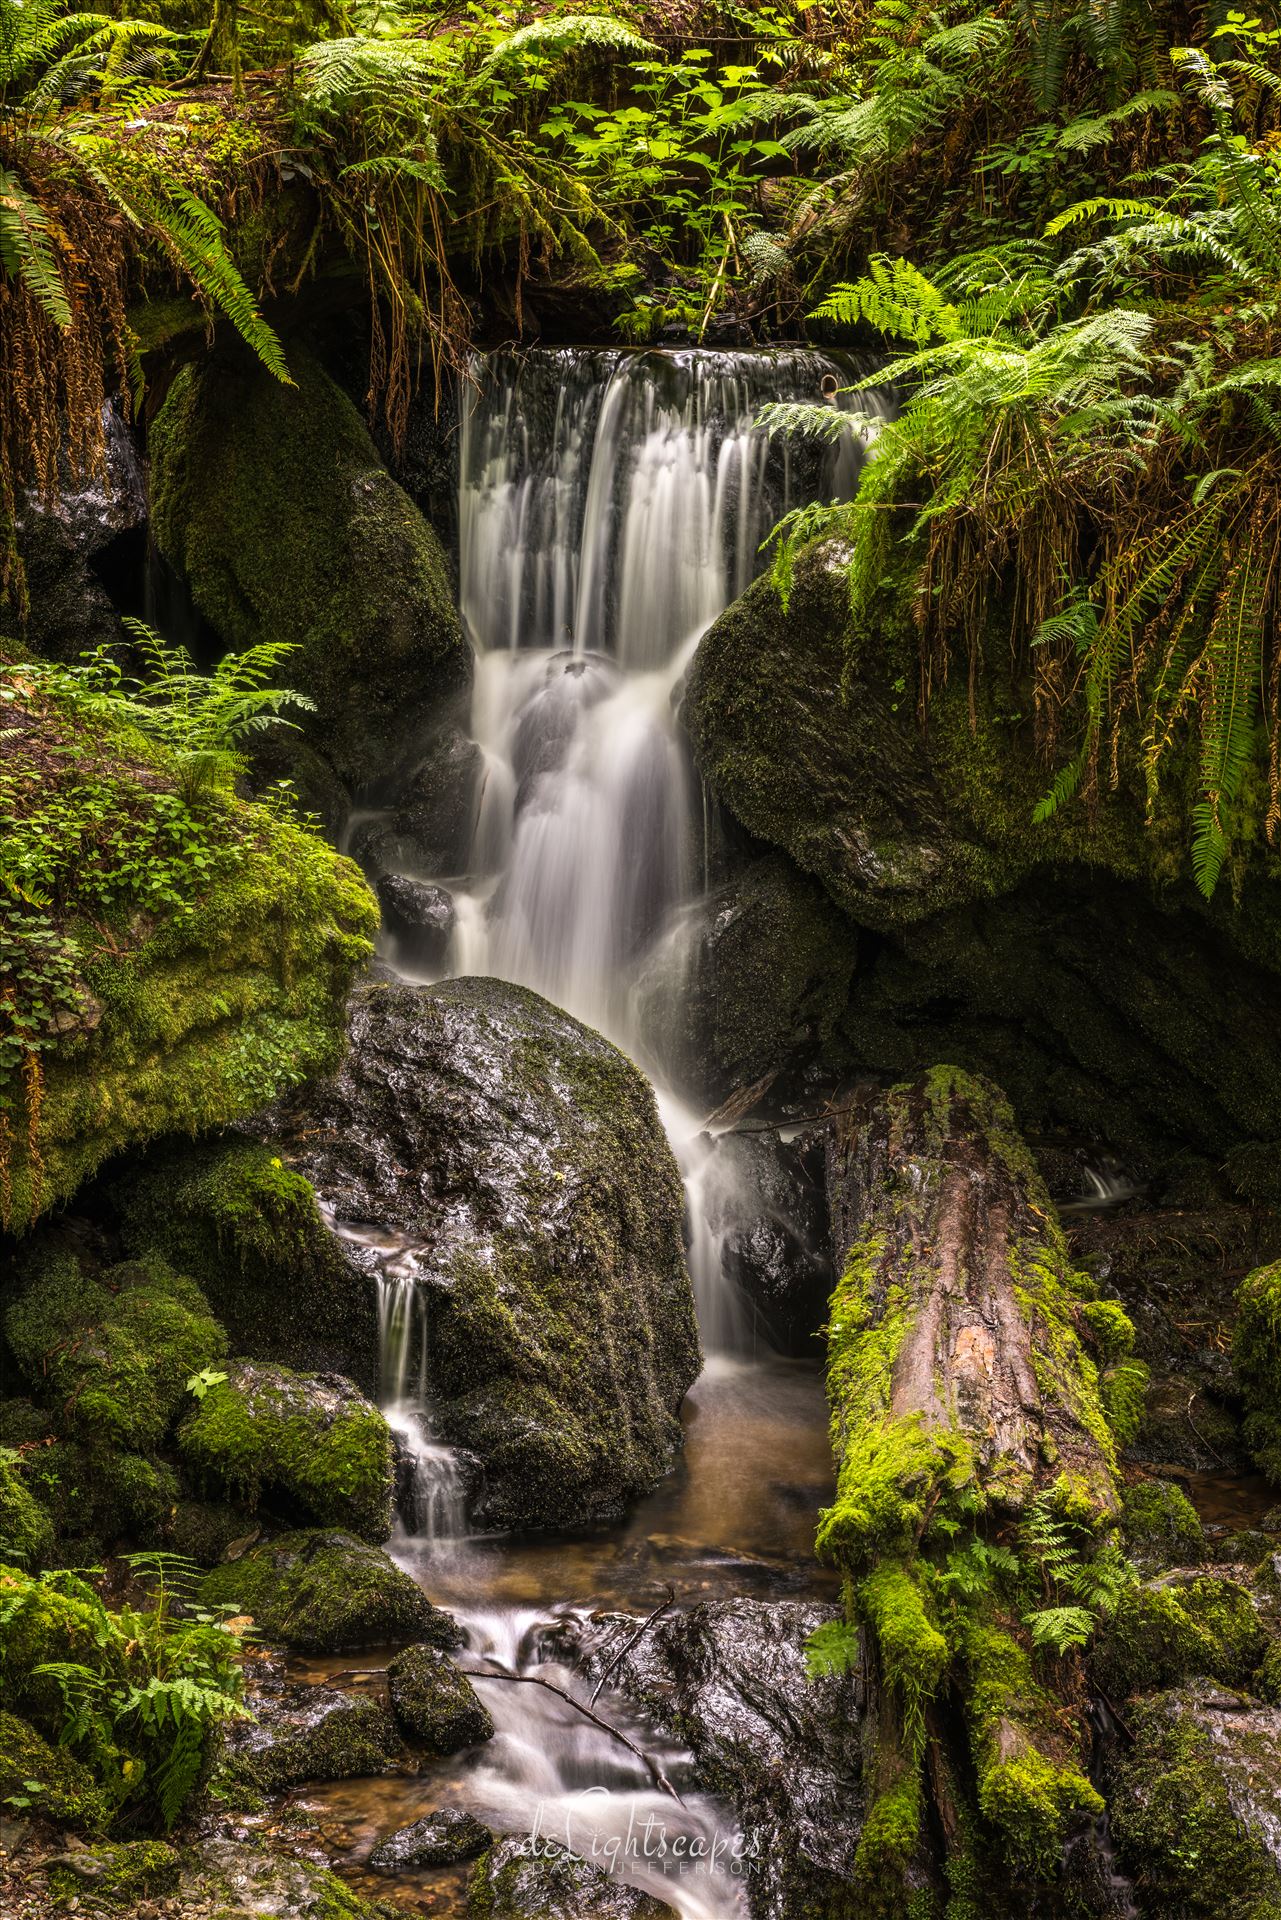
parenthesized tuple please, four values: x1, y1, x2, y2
(638, 853, 854, 1106)
(222, 1678, 400, 1792)
(387, 1643, 494, 1753)
(199, 1529, 463, 1653)
(370, 1807, 492, 1872)
(377, 874, 457, 971)
(469, 1835, 679, 1920)
(1108, 1682, 1281, 1915)
(257, 977, 701, 1531)
(701, 1128, 832, 1354)
(186, 1835, 388, 1918)
(17, 402, 146, 663)
(581, 1597, 864, 1920)
(392, 725, 484, 875)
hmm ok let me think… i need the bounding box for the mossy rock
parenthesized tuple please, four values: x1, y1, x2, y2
(12, 1429, 183, 1558)
(0, 1563, 127, 1743)
(684, 542, 1281, 1160)
(115, 1136, 377, 1390)
(219, 1682, 400, 1794)
(469, 1835, 680, 1919)
(386, 1644, 494, 1754)
(177, 1361, 395, 1542)
(0, 1451, 55, 1569)
(257, 977, 701, 1532)
(0, 1709, 109, 1829)
(149, 348, 470, 788)
(3, 1246, 225, 1452)
(1236, 1262, 1281, 1485)
(45, 1838, 181, 1903)
(1109, 1683, 1281, 1917)
(199, 1530, 462, 1653)
(1122, 1478, 1207, 1572)
(168, 1499, 257, 1568)
(0, 670, 377, 1232)
(1091, 1574, 1268, 1700)
(181, 1833, 391, 1919)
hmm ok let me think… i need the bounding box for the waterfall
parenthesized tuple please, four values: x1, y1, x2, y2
(446, 347, 880, 1354)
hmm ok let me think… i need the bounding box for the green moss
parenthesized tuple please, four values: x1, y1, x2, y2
(1111, 1694, 1281, 1917)
(4, 1247, 226, 1451)
(149, 349, 470, 786)
(1092, 1576, 1266, 1699)
(198, 1529, 461, 1653)
(853, 1767, 926, 1894)
(177, 1362, 394, 1542)
(0, 1451, 55, 1568)
(117, 1137, 377, 1388)
(962, 1621, 1102, 1875)
(0, 1709, 109, 1828)
(1236, 1262, 1281, 1483)
(1122, 1478, 1206, 1570)
(387, 1643, 494, 1753)
(46, 1839, 180, 1903)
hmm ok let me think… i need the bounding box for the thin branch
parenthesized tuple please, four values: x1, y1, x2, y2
(473, 1668, 683, 1804)
(588, 1587, 674, 1709)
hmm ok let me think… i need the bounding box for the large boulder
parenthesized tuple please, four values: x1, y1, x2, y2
(149, 349, 471, 787)
(683, 541, 1281, 1162)
(199, 1530, 462, 1653)
(256, 977, 701, 1530)
(580, 1598, 864, 1920)
(177, 1361, 395, 1542)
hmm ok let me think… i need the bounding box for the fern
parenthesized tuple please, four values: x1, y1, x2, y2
(804, 1616, 861, 1678)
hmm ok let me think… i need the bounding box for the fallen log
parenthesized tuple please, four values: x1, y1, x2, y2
(819, 1067, 1144, 1909)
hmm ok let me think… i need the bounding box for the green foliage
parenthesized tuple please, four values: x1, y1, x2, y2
(0, 1554, 249, 1831)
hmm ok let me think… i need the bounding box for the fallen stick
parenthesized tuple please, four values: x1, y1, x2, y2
(473, 1668, 683, 1805)
(588, 1587, 675, 1708)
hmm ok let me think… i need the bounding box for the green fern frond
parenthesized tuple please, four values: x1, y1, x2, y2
(0, 165, 71, 325)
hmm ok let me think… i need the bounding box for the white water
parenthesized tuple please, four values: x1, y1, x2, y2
(346, 348, 877, 1916)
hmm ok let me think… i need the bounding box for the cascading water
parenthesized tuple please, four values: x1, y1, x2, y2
(326, 348, 874, 1919)
(447, 346, 881, 1355)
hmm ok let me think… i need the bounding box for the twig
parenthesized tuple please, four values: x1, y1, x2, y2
(588, 1587, 675, 1708)
(473, 1669, 683, 1804)
(1185, 1387, 1224, 1466)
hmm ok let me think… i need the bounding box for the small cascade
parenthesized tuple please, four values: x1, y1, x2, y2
(324, 1214, 471, 1545)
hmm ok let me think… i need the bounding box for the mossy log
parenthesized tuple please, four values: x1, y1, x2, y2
(820, 1068, 1143, 1912)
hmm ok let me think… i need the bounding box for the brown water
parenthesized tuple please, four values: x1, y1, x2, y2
(276, 1355, 835, 1917)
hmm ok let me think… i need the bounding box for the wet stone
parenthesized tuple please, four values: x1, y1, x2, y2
(376, 874, 456, 971)
(470, 1835, 679, 1919)
(369, 1807, 492, 1872)
(221, 1678, 400, 1792)
(388, 1643, 495, 1753)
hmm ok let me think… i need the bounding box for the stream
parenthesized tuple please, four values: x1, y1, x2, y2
(288, 348, 874, 1916)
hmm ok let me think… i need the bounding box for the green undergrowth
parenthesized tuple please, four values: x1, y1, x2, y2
(0, 649, 375, 1230)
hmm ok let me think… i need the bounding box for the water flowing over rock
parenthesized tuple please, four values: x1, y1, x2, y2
(256, 976, 701, 1530)
(580, 1598, 864, 1920)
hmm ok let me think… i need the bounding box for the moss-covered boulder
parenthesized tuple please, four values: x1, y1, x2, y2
(114, 1137, 378, 1389)
(199, 1530, 462, 1653)
(149, 349, 471, 787)
(255, 977, 701, 1531)
(220, 1679, 400, 1793)
(4, 1247, 225, 1451)
(0, 661, 376, 1231)
(0, 1709, 109, 1828)
(1091, 1574, 1267, 1700)
(45, 1839, 180, 1904)
(1235, 1262, 1281, 1485)
(684, 542, 1281, 1160)
(1121, 1478, 1207, 1572)
(177, 1361, 395, 1542)
(635, 850, 855, 1103)
(387, 1643, 494, 1753)
(1109, 1684, 1281, 1917)
(182, 1834, 390, 1920)
(0, 1450, 55, 1568)
(469, 1836, 680, 1920)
